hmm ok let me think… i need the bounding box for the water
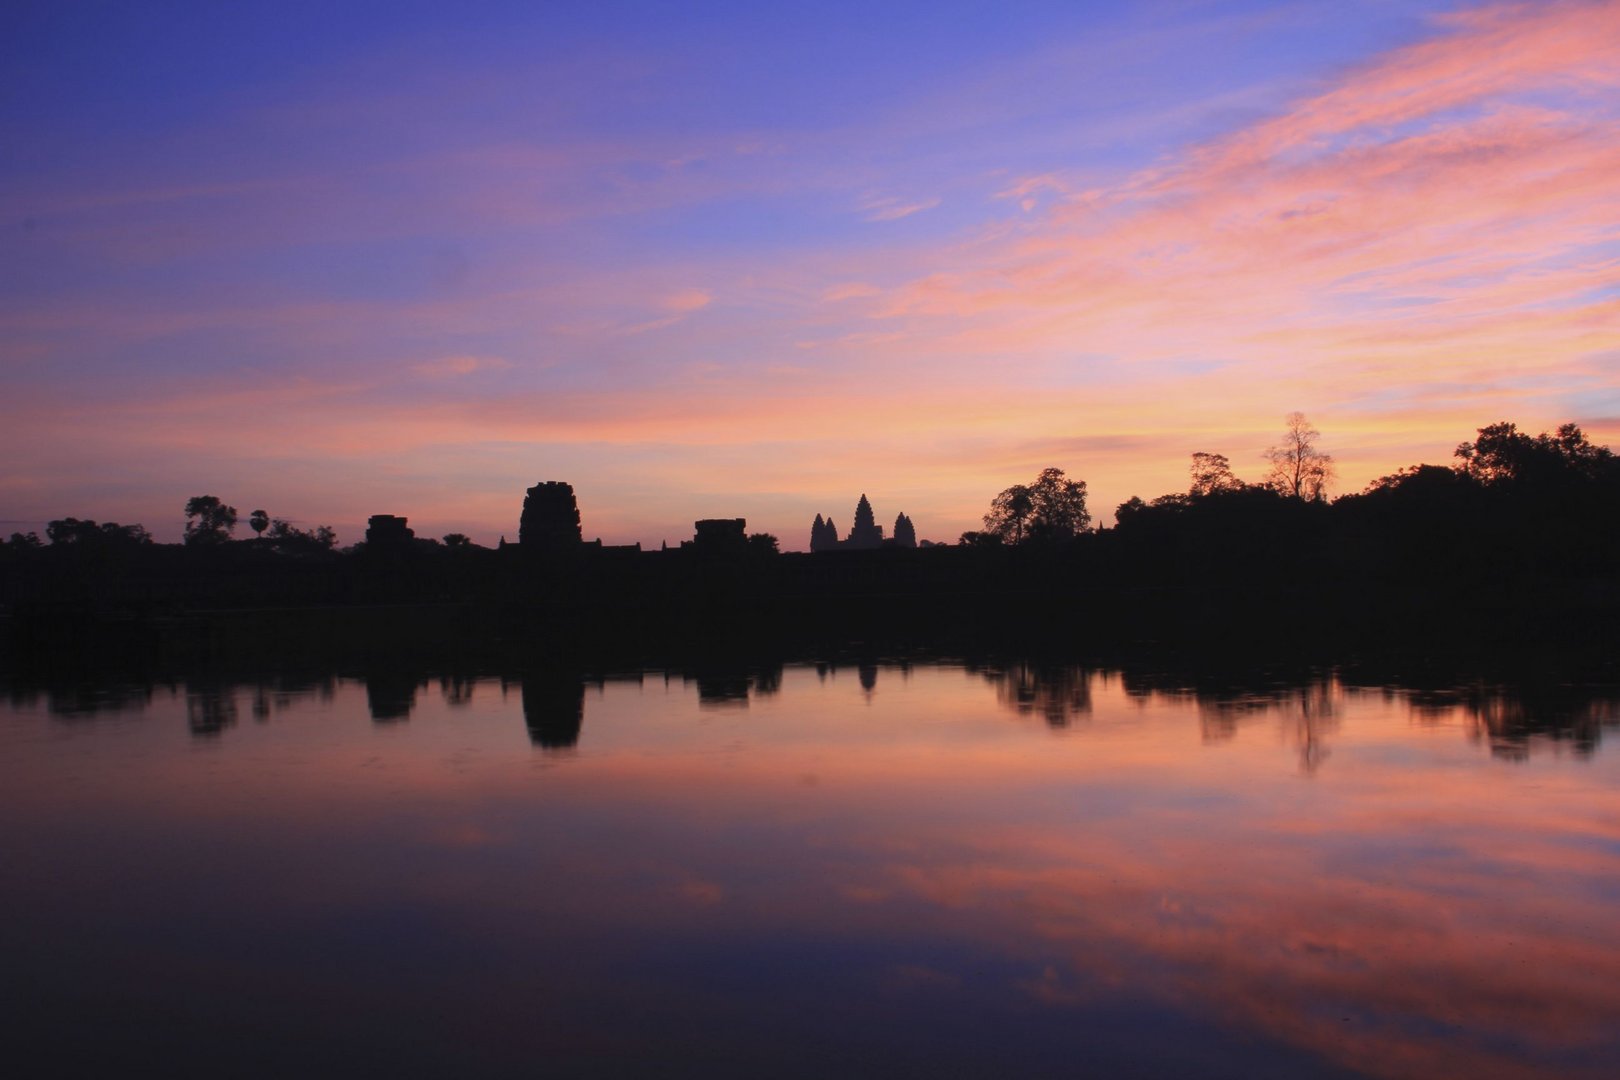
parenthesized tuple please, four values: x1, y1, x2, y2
(4, 660, 1619, 1078)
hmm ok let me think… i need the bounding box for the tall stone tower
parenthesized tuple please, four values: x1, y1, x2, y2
(811, 514, 842, 552)
(519, 481, 582, 549)
(893, 512, 917, 548)
(845, 494, 884, 550)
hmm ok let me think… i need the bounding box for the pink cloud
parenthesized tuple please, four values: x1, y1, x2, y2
(821, 281, 882, 302)
(851, 0, 1620, 501)
(410, 355, 513, 379)
(659, 287, 713, 313)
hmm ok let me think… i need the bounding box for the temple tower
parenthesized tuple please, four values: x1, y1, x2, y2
(845, 494, 884, 549)
(365, 514, 415, 548)
(810, 513, 840, 552)
(893, 512, 917, 548)
(520, 481, 582, 549)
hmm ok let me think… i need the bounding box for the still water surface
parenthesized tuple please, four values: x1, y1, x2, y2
(4, 661, 1619, 1078)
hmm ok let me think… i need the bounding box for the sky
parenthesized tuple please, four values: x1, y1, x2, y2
(3, 0, 1617, 548)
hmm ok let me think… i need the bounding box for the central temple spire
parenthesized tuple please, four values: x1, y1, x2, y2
(846, 493, 883, 549)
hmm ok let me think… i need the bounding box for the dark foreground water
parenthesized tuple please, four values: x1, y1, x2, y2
(4, 660, 1619, 1079)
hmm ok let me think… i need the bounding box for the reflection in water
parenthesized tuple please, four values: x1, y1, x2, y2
(1120, 671, 1357, 773)
(364, 669, 418, 722)
(185, 684, 238, 736)
(12, 660, 1620, 762)
(678, 662, 785, 707)
(694, 671, 752, 705)
(439, 673, 477, 707)
(1291, 683, 1339, 773)
(5, 660, 1620, 1076)
(520, 671, 584, 750)
(8, 680, 154, 718)
(1408, 682, 1620, 760)
(12, 672, 339, 727)
(975, 660, 1094, 727)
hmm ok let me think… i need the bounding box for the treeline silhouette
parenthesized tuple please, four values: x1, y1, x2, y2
(3, 419, 1617, 661)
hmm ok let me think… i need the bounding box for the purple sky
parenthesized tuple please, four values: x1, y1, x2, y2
(4, 1, 1618, 547)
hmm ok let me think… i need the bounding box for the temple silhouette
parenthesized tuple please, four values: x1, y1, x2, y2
(498, 481, 640, 554)
(365, 514, 415, 549)
(810, 495, 917, 552)
(488, 481, 920, 557)
(519, 482, 582, 549)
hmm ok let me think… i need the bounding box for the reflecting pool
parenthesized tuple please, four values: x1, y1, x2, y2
(4, 661, 1619, 1077)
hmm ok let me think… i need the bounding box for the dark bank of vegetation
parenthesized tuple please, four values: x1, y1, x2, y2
(3, 417, 1618, 670)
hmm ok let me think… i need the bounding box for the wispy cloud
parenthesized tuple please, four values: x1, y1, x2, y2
(858, 192, 942, 222)
(872, 1, 1620, 425)
(821, 282, 883, 302)
(410, 355, 513, 379)
(659, 287, 713, 313)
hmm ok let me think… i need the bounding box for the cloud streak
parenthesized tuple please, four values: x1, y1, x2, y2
(851, 1, 1620, 474)
(859, 192, 942, 222)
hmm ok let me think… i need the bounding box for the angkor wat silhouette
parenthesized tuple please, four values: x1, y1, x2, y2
(810, 494, 917, 552)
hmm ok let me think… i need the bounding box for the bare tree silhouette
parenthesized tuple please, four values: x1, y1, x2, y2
(1264, 413, 1334, 500)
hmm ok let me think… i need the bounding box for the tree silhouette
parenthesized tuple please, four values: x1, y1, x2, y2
(958, 529, 1003, 547)
(184, 496, 238, 546)
(46, 518, 151, 546)
(46, 518, 97, 545)
(1264, 413, 1334, 500)
(101, 522, 151, 545)
(443, 532, 472, 548)
(1189, 452, 1242, 497)
(1113, 495, 1149, 527)
(249, 509, 269, 539)
(984, 467, 1090, 543)
(1455, 421, 1615, 485)
(984, 484, 1035, 544)
(265, 519, 337, 551)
